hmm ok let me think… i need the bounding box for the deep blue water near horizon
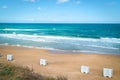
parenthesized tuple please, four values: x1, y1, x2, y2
(0, 23, 120, 54)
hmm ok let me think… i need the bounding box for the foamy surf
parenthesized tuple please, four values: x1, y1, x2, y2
(0, 23, 120, 54)
(1, 28, 40, 31)
(0, 33, 120, 54)
(0, 33, 120, 43)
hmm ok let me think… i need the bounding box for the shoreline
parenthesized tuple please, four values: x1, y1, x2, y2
(0, 45, 120, 80)
(0, 44, 120, 55)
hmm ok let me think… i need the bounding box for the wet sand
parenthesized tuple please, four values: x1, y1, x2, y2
(0, 46, 120, 80)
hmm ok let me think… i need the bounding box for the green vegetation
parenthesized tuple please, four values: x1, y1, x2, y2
(0, 63, 67, 80)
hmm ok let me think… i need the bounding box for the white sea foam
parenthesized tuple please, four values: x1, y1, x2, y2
(40, 47, 58, 50)
(4, 43, 9, 46)
(86, 45, 119, 50)
(0, 43, 9, 46)
(16, 44, 21, 47)
(100, 37, 120, 43)
(2, 28, 41, 31)
(2, 44, 57, 50)
(0, 33, 120, 44)
(79, 50, 106, 54)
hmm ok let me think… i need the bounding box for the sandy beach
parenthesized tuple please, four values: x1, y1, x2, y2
(0, 45, 120, 80)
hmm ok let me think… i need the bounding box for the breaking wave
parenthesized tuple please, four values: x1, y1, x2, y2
(0, 33, 120, 43)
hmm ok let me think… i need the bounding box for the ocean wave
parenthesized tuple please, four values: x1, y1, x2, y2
(79, 50, 103, 53)
(0, 43, 9, 46)
(0, 33, 120, 44)
(86, 45, 119, 50)
(1, 28, 42, 31)
(100, 37, 120, 43)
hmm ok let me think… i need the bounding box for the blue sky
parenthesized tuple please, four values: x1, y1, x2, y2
(0, 0, 120, 23)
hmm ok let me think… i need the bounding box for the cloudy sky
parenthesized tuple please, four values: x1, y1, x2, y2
(0, 0, 120, 23)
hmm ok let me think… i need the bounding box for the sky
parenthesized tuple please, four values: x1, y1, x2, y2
(0, 0, 120, 23)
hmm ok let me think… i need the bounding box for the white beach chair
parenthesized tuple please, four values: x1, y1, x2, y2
(40, 59, 47, 66)
(81, 65, 89, 74)
(7, 54, 13, 61)
(103, 68, 113, 78)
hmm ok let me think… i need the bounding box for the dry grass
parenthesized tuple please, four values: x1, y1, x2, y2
(0, 63, 67, 80)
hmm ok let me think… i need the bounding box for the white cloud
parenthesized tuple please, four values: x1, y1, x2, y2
(76, 1, 80, 4)
(2, 5, 7, 9)
(24, 0, 37, 2)
(57, 0, 69, 4)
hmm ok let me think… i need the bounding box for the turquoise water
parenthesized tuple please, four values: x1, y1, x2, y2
(0, 23, 120, 54)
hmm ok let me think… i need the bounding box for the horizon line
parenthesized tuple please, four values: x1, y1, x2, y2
(0, 22, 120, 24)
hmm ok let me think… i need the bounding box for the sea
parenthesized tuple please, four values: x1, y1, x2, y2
(0, 23, 120, 54)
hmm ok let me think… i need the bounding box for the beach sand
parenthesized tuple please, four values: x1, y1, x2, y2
(0, 46, 120, 80)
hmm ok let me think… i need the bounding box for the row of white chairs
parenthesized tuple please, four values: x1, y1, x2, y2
(40, 59, 113, 78)
(7, 55, 113, 78)
(80, 65, 113, 78)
